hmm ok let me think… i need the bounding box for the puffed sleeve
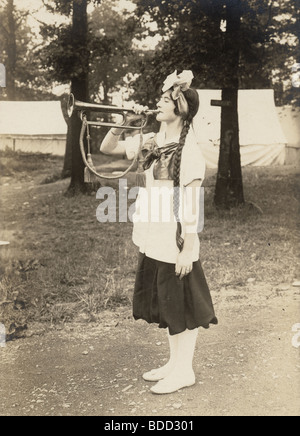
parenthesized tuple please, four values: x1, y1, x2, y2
(180, 139, 206, 187)
(122, 132, 155, 160)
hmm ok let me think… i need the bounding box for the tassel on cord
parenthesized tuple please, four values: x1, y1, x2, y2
(84, 153, 98, 183)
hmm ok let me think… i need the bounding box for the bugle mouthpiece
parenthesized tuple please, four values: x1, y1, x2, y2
(145, 109, 160, 115)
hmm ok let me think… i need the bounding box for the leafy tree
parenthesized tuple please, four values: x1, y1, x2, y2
(0, 0, 17, 99)
(0, 0, 50, 100)
(133, 0, 299, 101)
(89, 0, 140, 103)
(40, 0, 97, 195)
(39, 0, 140, 194)
(67, 0, 90, 195)
(133, 0, 299, 208)
(88, 1, 141, 154)
(214, 0, 244, 209)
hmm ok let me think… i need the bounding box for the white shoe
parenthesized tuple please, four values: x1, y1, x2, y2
(142, 365, 173, 382)
(150, 372, 196, 394)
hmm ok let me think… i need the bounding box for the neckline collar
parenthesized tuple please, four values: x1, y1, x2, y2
(156, 131, 180, 148)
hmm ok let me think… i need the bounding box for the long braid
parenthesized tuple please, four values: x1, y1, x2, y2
(170, 86, 199, 251)
(173, 121, 191, 252)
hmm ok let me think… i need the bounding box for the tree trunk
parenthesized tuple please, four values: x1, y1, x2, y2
(214, 88, 244, 208)
(61, 125, 72, 179)
(214, 0, 244, 209)
(66, 0, 90, 195)
(6, 0, 17, 100)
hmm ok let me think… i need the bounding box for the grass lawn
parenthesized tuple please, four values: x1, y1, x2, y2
(0, 151, 299, 338)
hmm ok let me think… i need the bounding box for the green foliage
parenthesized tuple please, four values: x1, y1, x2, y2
(0, 0, 52, 99)
(133, 0, 299, 106)
(41, 0, 102, 16)
(39, 0, 140, 102)
(40, 23, 85, 82)
(42, 0, 73, 16)
(39, 1, 88, 83)
(89, 0, 140, 101)
(1, 0, 298, 105)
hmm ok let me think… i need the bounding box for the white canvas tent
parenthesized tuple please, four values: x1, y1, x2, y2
(0, 101, 67, 156)
(276, 105, 300, 165)
(193, 89, 288, 168)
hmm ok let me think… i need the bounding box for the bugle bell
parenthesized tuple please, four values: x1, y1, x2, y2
(67, 93, 159, 130)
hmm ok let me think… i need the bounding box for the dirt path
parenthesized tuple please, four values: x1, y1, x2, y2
(0, 283, 299, 416)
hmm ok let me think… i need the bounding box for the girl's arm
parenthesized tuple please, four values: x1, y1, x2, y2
(100, 104, 149, 156)
(100, 127, 126, 156)
(175, 179, 202, 279)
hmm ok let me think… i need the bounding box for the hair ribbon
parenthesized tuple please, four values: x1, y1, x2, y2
(162, 70, 194, 120)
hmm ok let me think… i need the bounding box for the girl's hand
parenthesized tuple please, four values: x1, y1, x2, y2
(107, 103, 149, 140)
(125, 103, 149, 124)
(175, 250, 194, 280)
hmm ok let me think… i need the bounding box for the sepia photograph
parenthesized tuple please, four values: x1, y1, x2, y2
(0, 0, 299, 419)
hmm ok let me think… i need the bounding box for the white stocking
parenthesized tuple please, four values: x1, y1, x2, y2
(150, 328, 199, 394)
(174, 328, 199, 375)
(165, 328, 179, 370)
(142, 328, 178, 381)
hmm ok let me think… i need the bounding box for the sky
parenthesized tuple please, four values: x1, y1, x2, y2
(14, 0, 69, 32)
(11, 0, 159, 49)
(13, 0, 137, 26)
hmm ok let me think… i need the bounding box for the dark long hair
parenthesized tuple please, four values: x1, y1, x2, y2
(172, 88, 200, 251)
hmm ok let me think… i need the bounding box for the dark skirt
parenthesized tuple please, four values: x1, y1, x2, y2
(133, 253, 218, 336)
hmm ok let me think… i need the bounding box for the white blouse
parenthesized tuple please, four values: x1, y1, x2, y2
(122, 129, 206, 264)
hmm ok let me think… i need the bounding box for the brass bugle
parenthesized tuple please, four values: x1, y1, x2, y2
(67, 93, 159, 130)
